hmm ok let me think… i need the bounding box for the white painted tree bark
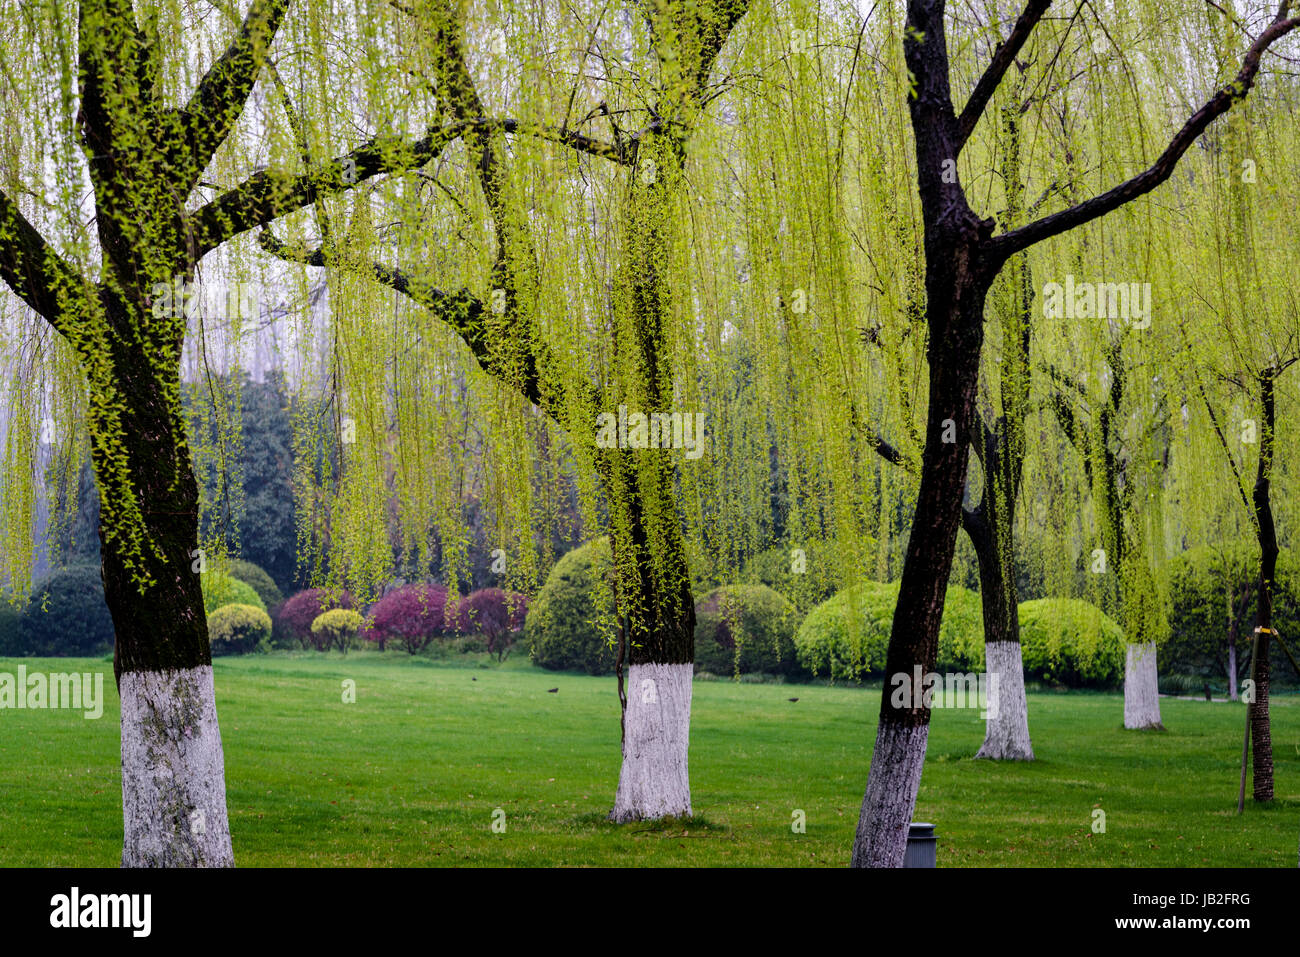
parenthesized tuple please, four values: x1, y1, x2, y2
(850, 720, 929, 867)
(976, 641, 1034, 759)
(610, 663, 693, 822)
(1123, 641, 1164, 730)
(120, 666, 234, 867)
(1228, 643, 1239, 701)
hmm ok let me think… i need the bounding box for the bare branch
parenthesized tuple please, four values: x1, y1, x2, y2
(1174, 322, 1254, 520)
(955, 0, 1052, 150)
(989, 7, 1300, 260)
(258, 228, 482, 334)
(870, 432, 907, 468)
(483, 118, 631, 166)
(258, 229, 561, 410)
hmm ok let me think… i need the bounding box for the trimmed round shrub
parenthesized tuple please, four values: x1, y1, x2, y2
(795, 581, 895, 680)
(207, 603, 272, 655)
(276, 588, 356, 649)
(311, 608, 364, 655)
(694, 584, 804, 677)
(795, 581, 984, 680)
(16, 565, 115, 657)
(361, 584, 449, 654)
(448, 588, 529, 660)
(201, 572, 265, 615)
(1017, 598, 1126, 687)
(227, 559, 284, 610)
(527, 539, 617, 675)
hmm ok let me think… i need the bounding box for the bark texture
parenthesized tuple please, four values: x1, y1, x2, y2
(1123, 642, 1164, 730)
(978, 641, 1034, 759)
(610, 663, 693, 821)
(851, 719, 929, 867)
(120, 666, 234, 867)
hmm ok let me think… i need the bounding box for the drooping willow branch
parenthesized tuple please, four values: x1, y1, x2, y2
(988, 2, 1300, 261)
(189, 124, 467, 259)
(178, 0, 292, 195)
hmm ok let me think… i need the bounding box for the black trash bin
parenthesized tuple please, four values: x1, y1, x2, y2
(904, 822, 937, 868)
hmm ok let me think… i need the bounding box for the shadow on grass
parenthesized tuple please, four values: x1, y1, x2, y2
(569, 812, 728, 835)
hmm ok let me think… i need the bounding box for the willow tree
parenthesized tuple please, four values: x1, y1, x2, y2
(1038, 194, 1176, 735)
(261, 0, 755, 821)
(851, 0, 1299, 867)
(0, 0, 482, 865)
(1172, 72, 1300, 801)
(853, 74, 1045, 762)
(1043, 331, 1171, 729)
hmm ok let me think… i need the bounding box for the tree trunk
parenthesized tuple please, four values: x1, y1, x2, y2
(851, 0, 1000, 866)
(1123, 642, 1164, 730)
(602, 121, 702, 822)
(1248, 627, 1272, 800)
(611, 661, 693, 821)
(1227, 600, 1240, 701)
(979, 641, 1033, 759)
(604, 439, 697, 821)
(1249, 371, 1279, 802)
(852, 262, 992, 865)
(97, 355, 234, 867)
(606, 512, 696, 820)
(851, 310, 984, 863)
(964, 449, 1033, 760)
(852, 719, 930, 867)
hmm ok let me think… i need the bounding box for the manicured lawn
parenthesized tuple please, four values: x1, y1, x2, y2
(1, 653, 1296, 866)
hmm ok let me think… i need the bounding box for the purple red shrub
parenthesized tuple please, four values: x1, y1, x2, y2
(448, 588, 529, 660)
(361, 584, 450, 655)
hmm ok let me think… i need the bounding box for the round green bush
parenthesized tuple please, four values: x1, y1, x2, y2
(526, 539, 617, 675)
(227, 559, 284, 610)
(1016, 598, 1126, 687)
(207, 603, 272, 656)
(794, 581, 894, 680)
(694, 584, 804, 677)
(201, 572, 266, 615)
(276, 588, 356, 649)
(936, 587, 986, 670)
(795, 581, 984, 680)
(17, 565, 116, 656)
(311, 608, 364, 655)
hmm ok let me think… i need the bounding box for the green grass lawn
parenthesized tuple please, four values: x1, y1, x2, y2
(1, 652, 1297, 866)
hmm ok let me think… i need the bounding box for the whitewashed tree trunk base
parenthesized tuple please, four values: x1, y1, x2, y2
(975, 640, 1034, 760)
(1123, 642, 1164, 730)
(1228, 644, 1239, 701)
(851, 719, 929, 867)
(610, 663, 692, 822)
(120, 666, 234, 867)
